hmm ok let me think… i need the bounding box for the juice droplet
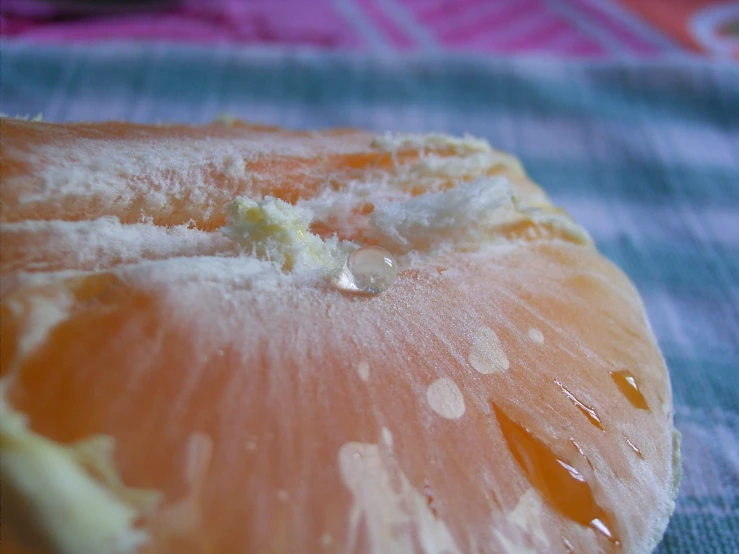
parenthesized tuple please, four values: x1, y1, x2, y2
(491, 402, 620, 545)
(555, 380, 604, 431)
(610, 370, 649, 410)
(625, 437, 643, 458)
(336, 246, 398, 295)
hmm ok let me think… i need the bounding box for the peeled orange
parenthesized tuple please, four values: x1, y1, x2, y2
(0, 118, 679, 554)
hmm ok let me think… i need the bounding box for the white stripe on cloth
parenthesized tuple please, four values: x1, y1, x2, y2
(375, 0, 439, 51)
(559, 197, 739, 248)
(546, 0, 633, 56)
(330, 0, 394, 53)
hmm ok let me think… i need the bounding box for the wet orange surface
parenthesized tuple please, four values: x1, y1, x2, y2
(1, 119, 677, 554)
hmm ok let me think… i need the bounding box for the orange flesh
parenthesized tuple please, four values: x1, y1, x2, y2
(0, 119, 676, 554)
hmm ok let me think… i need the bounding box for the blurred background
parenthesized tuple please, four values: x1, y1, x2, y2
(2, 0, 738, 57)
(1, 2, 738, 554)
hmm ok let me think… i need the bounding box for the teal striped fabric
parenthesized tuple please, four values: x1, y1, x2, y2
(1, 42, 737, 553)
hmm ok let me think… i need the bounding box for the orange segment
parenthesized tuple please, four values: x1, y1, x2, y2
(0, 119, 678, 554)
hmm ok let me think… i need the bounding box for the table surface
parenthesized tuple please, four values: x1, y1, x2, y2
(1, 41, 738, 553)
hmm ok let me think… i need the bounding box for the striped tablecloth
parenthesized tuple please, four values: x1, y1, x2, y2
(1, 42, 738, 553)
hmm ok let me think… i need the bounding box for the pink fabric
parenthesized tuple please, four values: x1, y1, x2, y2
(440, 0, 542, 46)
(2, 0, 358, 47)
(0, 0, 685, 57)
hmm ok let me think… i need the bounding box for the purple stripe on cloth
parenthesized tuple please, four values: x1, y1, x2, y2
(2, 15, 230, 43)
(439, 0, 540, 44)
(420, 1, 524, 39)
(492, 18, 571, 51)
(416, 0, 490, 24)
(548, 32, 604, 57)
(2, 0, 364, 48)
(476, 11, 559, 50)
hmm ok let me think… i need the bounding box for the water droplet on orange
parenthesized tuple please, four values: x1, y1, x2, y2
(610, 370, 649, 410)
(556, 380, 603, 430)
(337, 246, 398, 295)
(491, 402, 620, 545)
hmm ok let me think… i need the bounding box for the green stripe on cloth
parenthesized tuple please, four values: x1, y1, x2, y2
(2, 43, 738, 130)
(600, 240, 739, 294)
(4, 43, 737, 127)
(666, 355, 739, 413)
(527, 161, 739, 205)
